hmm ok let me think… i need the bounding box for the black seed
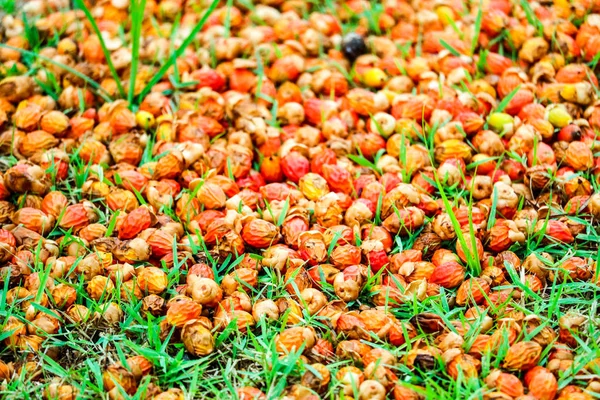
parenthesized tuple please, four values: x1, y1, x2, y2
(341, 33, 367, 61)
(410, 313, 446, 334)
(414, 354, 436, 370)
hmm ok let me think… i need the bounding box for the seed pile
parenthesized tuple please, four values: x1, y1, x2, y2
(1, 0, 600, 399)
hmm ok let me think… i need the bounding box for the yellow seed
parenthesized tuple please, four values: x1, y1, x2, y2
(560, 85, 576, 102)
(547, 106, 572, 128)
(299, 173, 329, 201)
(135, 110, 155, 129)
(560, 82, 593, 105)
(362, 68, 388, 88)
(436, 5, 455, 26)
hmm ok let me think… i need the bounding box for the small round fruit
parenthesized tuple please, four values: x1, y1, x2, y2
(342, 33, 367, 60)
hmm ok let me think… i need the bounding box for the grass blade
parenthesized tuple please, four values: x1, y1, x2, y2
(0, 44, 113, 102)
(520, 0, 544, 37)
(223, 0, 234, 38)
(495, 84, 521, 113)
(105, 210, 120, 237)
(138, 0, 220, 101)
(129, 0, 148, 105)
(471, 2, 483, 55)
(439, 39, 461, 57)
(434, 171, 481, 275)
(74, 0, 126, 98)
(277, 198, 290, 227)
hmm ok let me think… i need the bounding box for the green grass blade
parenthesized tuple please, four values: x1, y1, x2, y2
(495, 84, 521, 113)
(0, 44, 113, 103)
(223, 0, 234, 38)
(520, 0, 544, 37)
(434, 171, 481, 275)
(105, 210, 120, 237)
(277, 198, 290, 227)
(471, 2, 483, 55)
(129, 0, 148, 105)
(138, 0, 220, 101)
(74, 0, 127, 98)
(439, 39, 461, 56)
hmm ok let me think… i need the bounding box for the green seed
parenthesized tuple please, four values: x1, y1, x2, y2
(488, 112, 514, 134)
(547, 106, 572, 128)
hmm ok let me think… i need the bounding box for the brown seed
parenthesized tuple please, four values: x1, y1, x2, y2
(565, 141, 593, 171)
(137, 267, 168, 294)
(434, 139, 472, 163)
(181, 319, 215, 357)
(40, 110, 70, 136)
(359, 380, 386, 400)
(86, 275, 115, 300)
(446, 353, 481, 379)
(102, 364, 137, 395)
(44, 381, 78, 400)
(393, 384, 425, 400)
(188, 277, 223, 308)
(410, 313, 446, 334)
(252, 299, 280, 321)
(0, 76, 35, 102)
(503, 341, 542, 370)
(301, 363, 330, 393)
(141, 294, 165, 316)
(67, 305, 93, 324)
(275, 327, 317, 354)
